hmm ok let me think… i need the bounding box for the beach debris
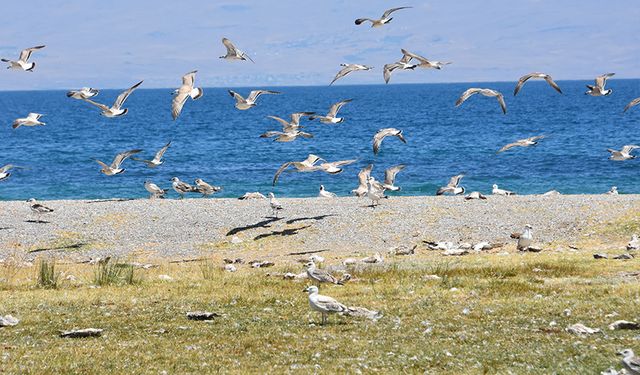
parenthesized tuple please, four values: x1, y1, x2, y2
(422, 274, 442, 281)
(542, 190, 561, 196)
(388, 244, 416, 256)
(345, 306, 383, 321)
(338, 273, 352, 284)
(594, 253, 609, 259)
(627, 235, 639, 251)
(523, 245, 543, 253)
(230, 236, 243, 244)
(223, 258, 244, 264)
(223, 264, 237, 273)
(361, 253, 383, 264)
(238, 192, 266, 200)
(459, 242, 472, 250)
(283, 272, 307, 280)
(443, 248, 468, 256)
(473, 241, 495, 251)
(309, 255, 325, 263)
(600, 368, 624, 375)
(250, 260, 275, 268)
(563, 309, 572, 317)
(613, 253, 634, 260)
(158, 274, 174, 281)
(424, 241, 455, 251)
(186, 311, 221, 321)
(0, 315, 19, 327)
(59, 328, 103, 338)
(618, 349, 640, 374)
(342, 258, 357, 266)
(609, 320, 640, 330)
(566, 323, 601, 335)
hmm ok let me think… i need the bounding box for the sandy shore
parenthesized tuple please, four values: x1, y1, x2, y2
(1, 195, 639, 261)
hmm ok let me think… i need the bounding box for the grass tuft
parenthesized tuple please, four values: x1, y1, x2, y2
(93, 258, 136, 286)
(36, 257, 59, 289)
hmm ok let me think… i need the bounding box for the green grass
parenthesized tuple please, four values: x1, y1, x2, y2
(36, 257, 59, 289)
(0, 251, 639, 374)
(93, 258, 137, 286)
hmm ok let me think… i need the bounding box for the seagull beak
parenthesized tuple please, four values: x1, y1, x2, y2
(302, 287, 309, 293)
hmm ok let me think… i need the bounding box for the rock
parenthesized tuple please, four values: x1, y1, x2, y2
(442, 248, 468, 256)
(608, 320, 640, 330)
(361, 253, 383, 264)
(600, 368, 623, 375)
(593, 253, 609, 259)
(249, 260, 274, 268)
(158, 274, 173, 281)
(563, 309, 572, 317)
(342, 258, 357, 266)
(473, 242, 491, 251)
(425, 241, 455, 251)
(422, 275, 442, 281)
(0, 315, 19, 327)
(186, 311, 221, 321)
(388, 245, 416, 256)
(565, 323, 601, 335)
(522, 246, 543, 253)
(59, 328, 103, 338)
(230, 236, 243, 244)
(613, 253, 634, 260)
(309, 255, 325, 263)
(459, 242, 472, 250)
(283, 272, 307, 280)
(344, 306, 383, 321)
(223, 264, 237, 273)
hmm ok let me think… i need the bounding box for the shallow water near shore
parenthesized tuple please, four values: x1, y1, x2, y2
(1, 80, 640, 200)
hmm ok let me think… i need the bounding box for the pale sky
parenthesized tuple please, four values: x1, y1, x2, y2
(0, 0, 638, 90)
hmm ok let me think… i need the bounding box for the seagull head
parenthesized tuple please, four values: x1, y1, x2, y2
(319, 185, 325, 191)
(27, 198, 36, 203)
(171, 177, 179, 183)
(524, 224, 533, 230)
(194, 178, 203, 184)
(618, 349, 634, 357)
(303, 285, 319, 294)
(304, 261, 315, 269)
(268, 192, 275, 198)
(492, 184, 498, 189)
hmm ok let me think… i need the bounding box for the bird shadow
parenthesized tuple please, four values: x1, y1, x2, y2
(28, 242, 88, 254)
(226, 217, 282, 236)
(86, 198, 135, 204)
(285, 214, 335, 225)
(253, 225, 311, 241)
(24, 220, 50, 224)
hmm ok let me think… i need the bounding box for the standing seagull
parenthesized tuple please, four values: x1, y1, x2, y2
(82, 80, 143, 117)
(373, 128, 406, 155)
(436, 174, 465, 195)
(144, 181, 166, 199)
(12, 113, 45, 129)
(1, 45, 45, 71)
(607, 186, 619, 195)
(513, 73, 562, 96)
(132, 141, 171, 168)
(354, 7, 412, 28)
(330, 64, 373, 85)
(400, 49, 451, 70)
(268, 192, 283, 218)
(305, 262, 342, 284)
(585, 73, 615, 96)
(67, 87, 99, 100)
(492, 184, 516, 196)
(618, 349, 640, 375)
(366, 176, 388, 207)
(310, 99, 353, 124)
(303, 286, 348, 325)
(516, 225, 533, 250)
(607, 145, 640, 161)
(171, 177, 197, 199)
(27, 198, 54, 223)
(172, 71, 203, 120)
(318, 185, 337, 198)
(194, 178, 222, 197)
(0, 164, 23, 181)
(95, 149, 142, 176)
(228, 90, 280, 110)
(220, 38, 254, 62)
(351, 164, 373, 197)
(456, 88, 507, 114)
(498, 136, 545, 153)
(623, 97, 640, 113)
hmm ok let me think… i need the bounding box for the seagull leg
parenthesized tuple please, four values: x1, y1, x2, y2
(322, 313, 327, 325)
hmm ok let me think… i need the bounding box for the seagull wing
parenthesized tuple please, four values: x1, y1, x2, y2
(228, 90, 245, 103)
(384, 164, 406, 186)
(527, 135, 545, 142)
(82, 98, 110, 112)
(401, 49, 429, 64)
(113, 80, 143, 110)
(358, 164, 373, 185)
(19, 45, 45, 63)
(543, 75, 563, 94)
(623, 97, 640, 113)
(382, 6, 412, 19)
(154, 141, 171, 161)
(595, 73, 615, 90)
(498, 142, 519, 153)
(222, 38, 239, 55)
(495, 92, 507, 114)
(332, 159, 358, 167)
(514, 73, 535, 96)
(247, 90, 280, 102)
(0, 164, 15, 173)
(111, 149, 142, 169)
(172, 89, 190, 120)
(273, 161, 293, 186)
(621, 145, 640, 154)
(267, 115, 291, 129)
(383, 63, 399, 84)
(328, 99, 353, 117)
(181, 70, 197, 88)
(330, 65, 355, 85)
(373, 129, 392, 155)
(455, 88, 482, 107)
(290, 112, 315, 125)
(260, 131, 284, 138)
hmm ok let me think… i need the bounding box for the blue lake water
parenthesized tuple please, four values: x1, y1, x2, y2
(1, 80, 639, 200)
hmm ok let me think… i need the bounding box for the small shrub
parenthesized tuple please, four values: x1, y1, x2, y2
(37, 258, 59, 289)
(93, 257, 136, 286)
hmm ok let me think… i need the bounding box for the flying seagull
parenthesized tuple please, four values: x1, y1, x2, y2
(354, 7, 412, 28)
(303, 285, 348, 325)
(144, 181, 166, 199)
(623, 97, 640, 113)
(267, 112, 315, 132)
(132, 141, 171, 168)
(12, 113, 45, 129)
(351, 164, 373, 197)
(194, 178, 222, 197)
(0, 164, 23, 181)
(330, 64, 373, 85)
(382, 164, 405, 191)
(1, 45, 45, 71)
(383, 52, 417, 84)
(373, 128, 406, 155)
(492, 184, 515, 196)
(318, 185, 337, 198)
(310, 99, 353, 124)
(313, 159, 358, 174)
(82, 80, 143, 117)
(273, 154, 325, 185)
(229, 90, 280, 110)
(172, 71, 203, 120)
(400, 49, 451, 70)
(260, 129, 313, 143)
(95, 149, 142, 176)
(513, 73, 562, 96)
(171, 177, 197, 199)
(498, 135, 545, 153)
(585, 73, 615, 96)
(607, 145, 640, 161)
(220, 38, 254, 62)
(67, 87, 99, 100)
(456, 88, 507, 114)
(436, 174, 465, 195)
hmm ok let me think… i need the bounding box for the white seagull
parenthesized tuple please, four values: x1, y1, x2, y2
(382, 164, 405, 191)
(95, 149, 142, 176)
(492, 184, 516, 196)
(624, 97, 640, 113)
(305, 262, 342, 284)
(273, 154, 325, 186)
(330, 64, 373, 85)
(228, 90, 280, 110)
(618, 349, 640, 375)
(238, 192, 266, 200)
(67, 87, 99, 100)
(456, 88, 507, 114)
(373, 128, 407, 155)
(465, 191, 487, 200)
(498, 136, 545, 153)
(513, 73, 562, 96)
(172, 71, 203, 120)
(1, 45, 45, 71)
(303, 286, 348, 325)
(260, 129, 313, 143)
(354, 7, 412, 28)
(132, 141, 171, 168)
(194, 178, 222, 197)
(352, 164, 373, 197)
(310, 99, 353, 124)
(220, 38, 254, 62)
(27, 198, 54, 222)
(318, 185, 337, 198)
(0, 164, 23, 181)
(82, 80, 143, 117)
(313, 159, 358, 175)
(268, 192, 283, 217)
(585, 73, 615, 96)
(367, 176, 388, 207)
(607, 186, 619, 195)
(400, 49, 451, 70)
(517, 224, 533, 250)
(383, 53, 417, 84)
(144, 181, 166, 199)
(267, 112, 315, 131)
(436, 174, 465, 195)
(171, 177, 197, 199)
(12, 113, 45, 129)
(608, 145, 639, 161)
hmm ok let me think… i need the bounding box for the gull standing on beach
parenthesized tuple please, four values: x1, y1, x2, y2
(354, 7, 412, 28)
(310, 99, 353, 124)
(220, 38, 254, 62)
(513, 73, 562, 96)
(132, 141, 171, 168)
(268, 192, 283, 218)
(585, 73, 615, 96)
(498, 136, 545, 153)
(456, 88, 507, 114)
(82, 80, 143, 117)
(303, 286, 348, 325)
(172, 71, 203, 120)
(144, 181, 166, 199)
(618, 349, 640, 374)
(27, 198, 53, 222)
(305, 262, 342, 284)
(367, 176, 387, 207)
(194, 178, 222, 197)
(352, 164, 373, 197)
(607, 145, 639, 161)
(273, 154, 325, 185)
(373, 128, 406, 155)
(171, 177, 196, 199)
(330, 64, 373, 85)
(400, 49, 451, 70)
(383, 53, 416, 84)
(624, 97, 640, 113)
(1, 45, 45, 71)
(12, 113, 45, 129)
(436, 174, 465, 195)
(0, 164, 23, 181)
(516, 225, 533, 250)
(228, 90, 280, 110)
(318, 185, 337, 198)
(67, 87, 99, 100)
(492, 184, 515, 196)
(95, 149, 142, 176)
(606, 186, 619, 195)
